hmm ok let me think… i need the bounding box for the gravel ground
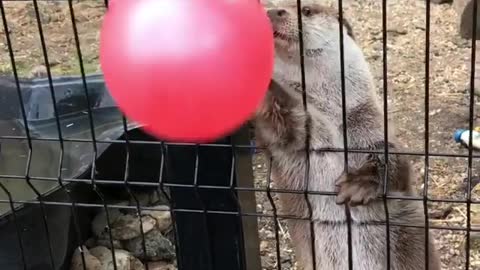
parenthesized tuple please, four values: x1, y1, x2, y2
(1, 0, 480, 269)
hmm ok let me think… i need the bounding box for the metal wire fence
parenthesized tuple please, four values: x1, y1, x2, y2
(0, 0, 479, 270)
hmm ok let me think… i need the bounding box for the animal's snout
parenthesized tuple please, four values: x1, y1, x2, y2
(267, 8, 288, 23)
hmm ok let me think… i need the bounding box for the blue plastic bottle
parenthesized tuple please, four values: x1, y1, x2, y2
(454, 129, 480, 149)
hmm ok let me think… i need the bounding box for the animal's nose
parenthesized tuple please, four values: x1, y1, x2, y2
(267, 8, 287, 20)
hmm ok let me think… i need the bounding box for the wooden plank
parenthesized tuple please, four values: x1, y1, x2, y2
(232, 125, 262, 270)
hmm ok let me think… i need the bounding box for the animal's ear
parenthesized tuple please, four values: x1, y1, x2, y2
(337, 16, 355, 40)
(342, 17, 355, 40)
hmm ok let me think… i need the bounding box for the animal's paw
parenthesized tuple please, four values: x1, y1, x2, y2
(334, 171, 379, 207)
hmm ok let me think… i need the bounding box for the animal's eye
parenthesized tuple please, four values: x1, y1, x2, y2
(302, 7, 312, 16)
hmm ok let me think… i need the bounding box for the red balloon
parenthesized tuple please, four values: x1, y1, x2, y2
(100, 0, 274, 142)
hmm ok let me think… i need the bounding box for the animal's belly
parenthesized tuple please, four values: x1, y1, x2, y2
(308, 191, 390, 223)
(313, 223, 388, 269)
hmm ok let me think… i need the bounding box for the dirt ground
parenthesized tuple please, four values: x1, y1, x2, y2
(0, 1, 104, 77)
(1, 0, 480, 269)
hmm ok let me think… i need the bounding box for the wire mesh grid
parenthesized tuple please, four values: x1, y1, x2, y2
(0, 0, 479, 269)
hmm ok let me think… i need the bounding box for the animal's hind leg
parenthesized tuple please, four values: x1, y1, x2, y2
(287, 219, 314, 270)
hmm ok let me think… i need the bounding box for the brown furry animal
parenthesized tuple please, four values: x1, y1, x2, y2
(254, 1, 441, 269)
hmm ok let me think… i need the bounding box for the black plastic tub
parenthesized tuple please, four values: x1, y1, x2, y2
(0, 73, 133, 270)
(0, 182, 97, 270)
(0, 74, 260, 270)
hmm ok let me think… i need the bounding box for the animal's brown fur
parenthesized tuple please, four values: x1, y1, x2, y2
(255, 1, 441, 269)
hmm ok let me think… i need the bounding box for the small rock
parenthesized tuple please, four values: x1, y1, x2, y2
(124, 228, 176, 261)
(147, 261, 176, 270)
(96, 238, 123, 250)
(281, 261, 293, 269)
(142, 205, 172, 233)
(92, 208, 124, 238)
(153, 190, 171, 205)
(89, 246, 131, 270)
(131, 191, 169, 207)
(429, 205, 453, 219)
(88, 246, 114, 260)
(130, 192, 152, 207)
(261, 255, 275, 268)
(259, 228, 275, 240)
(111, 215, 156, 240)
(164, 227, 176, 245)
(259, 241, 269, 255)
(29, 65, 47, 78)
(85, 238, 97, 249)
(130, 256, 145, 270)
(70, 246, 102, 270)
